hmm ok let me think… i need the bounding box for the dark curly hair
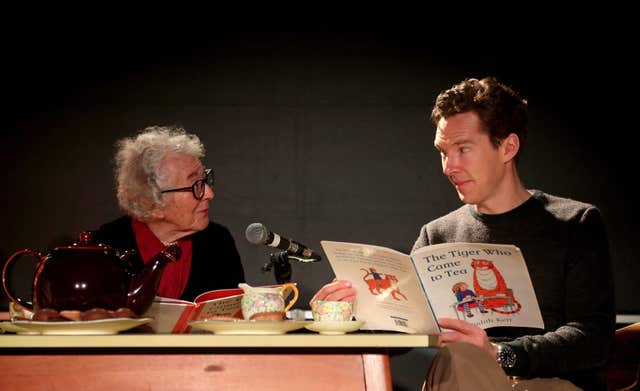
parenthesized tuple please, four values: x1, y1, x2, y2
(431, 77, 528, 160)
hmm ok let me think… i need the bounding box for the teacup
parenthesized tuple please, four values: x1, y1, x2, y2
(239, 283, 299, 321)
(311, 300, 353, 322)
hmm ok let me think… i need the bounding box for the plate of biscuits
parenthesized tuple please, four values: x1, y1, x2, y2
(4, 307, 152, 335)
(10, 317, 153, 335)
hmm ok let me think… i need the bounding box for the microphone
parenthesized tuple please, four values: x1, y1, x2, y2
(245, 222, 321, 261)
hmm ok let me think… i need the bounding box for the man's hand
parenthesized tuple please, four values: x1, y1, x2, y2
(437, 317, 498, 359)
(309, 279, 356, 305)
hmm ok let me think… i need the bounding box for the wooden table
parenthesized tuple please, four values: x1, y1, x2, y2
(0, 332, 435, 391)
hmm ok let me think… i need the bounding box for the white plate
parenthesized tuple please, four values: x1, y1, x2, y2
(10, 317, 152, 335)
(304, 320, 364, 335)
(0, 321, 37, 334)
(189, 319, 310, 335)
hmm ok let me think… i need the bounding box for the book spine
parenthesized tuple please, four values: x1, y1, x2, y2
(179, 305, 207, 333)
(172, 307, 196, 333)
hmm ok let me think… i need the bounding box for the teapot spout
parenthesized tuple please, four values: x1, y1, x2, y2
(127, 245, 181, 315)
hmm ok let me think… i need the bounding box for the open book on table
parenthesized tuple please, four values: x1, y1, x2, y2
(320, 241, 544, 334)
(143, 288, 244, 333)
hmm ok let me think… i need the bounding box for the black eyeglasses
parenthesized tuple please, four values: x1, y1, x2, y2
(160, 169, 214, 200)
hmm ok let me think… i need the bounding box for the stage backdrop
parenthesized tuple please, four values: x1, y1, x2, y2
(2, 32, 636, 391)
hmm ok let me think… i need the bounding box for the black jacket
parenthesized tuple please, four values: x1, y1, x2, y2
(93, 216, 245, 301)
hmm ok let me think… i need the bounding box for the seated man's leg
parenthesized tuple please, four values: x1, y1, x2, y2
(423, 342, 511, 391)
(423, 342, 583, 391)
(514, 378, 582, 391)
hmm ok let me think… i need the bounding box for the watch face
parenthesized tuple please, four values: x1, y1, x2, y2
(498, 344, 516, 368)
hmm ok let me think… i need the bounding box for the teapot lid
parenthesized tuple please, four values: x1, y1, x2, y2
(53, 231, 114, 253)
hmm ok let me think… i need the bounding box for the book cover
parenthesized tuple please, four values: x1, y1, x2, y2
(320, 241, 544, 334)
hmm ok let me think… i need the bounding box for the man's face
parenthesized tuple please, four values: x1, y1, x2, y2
(434, 111, 507, 211)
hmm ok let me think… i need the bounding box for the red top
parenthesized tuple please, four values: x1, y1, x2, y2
(131, 219, 193, 299)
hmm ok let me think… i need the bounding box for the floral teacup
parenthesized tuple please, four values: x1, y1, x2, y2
(311, 300, 353, 321)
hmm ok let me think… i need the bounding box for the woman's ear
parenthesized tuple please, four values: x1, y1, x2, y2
(150, 210, 164, 220)
(147, 203, 165, 220)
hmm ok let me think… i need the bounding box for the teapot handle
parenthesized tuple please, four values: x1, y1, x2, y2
(279, 283, 299, 312)
(2, 249, 44, 312)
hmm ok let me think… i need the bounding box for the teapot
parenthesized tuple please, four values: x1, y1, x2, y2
(2, 231, 181, 316)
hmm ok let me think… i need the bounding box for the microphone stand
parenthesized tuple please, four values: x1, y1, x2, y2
(262, 251, 292, 284)
(261, 251, 321, 284)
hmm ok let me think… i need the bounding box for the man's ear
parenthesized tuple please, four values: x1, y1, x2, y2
(501, 133, 520, 163)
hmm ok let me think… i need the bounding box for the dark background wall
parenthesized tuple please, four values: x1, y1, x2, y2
(2, 30, 637, 389)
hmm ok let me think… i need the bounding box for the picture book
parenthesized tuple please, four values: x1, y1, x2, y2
(320, 241, 544, 334)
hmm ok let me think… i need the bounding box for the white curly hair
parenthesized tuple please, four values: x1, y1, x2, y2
(114, 125, 205, 221)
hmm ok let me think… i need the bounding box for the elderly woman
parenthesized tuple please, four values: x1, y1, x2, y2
(94, 125, 245, 301)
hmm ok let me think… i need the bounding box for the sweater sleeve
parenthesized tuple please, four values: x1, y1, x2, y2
(412, 224, 431, 252)
(505, 207, 615, 379)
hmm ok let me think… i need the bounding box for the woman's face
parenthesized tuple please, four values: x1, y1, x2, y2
(153, 153, 213, 237)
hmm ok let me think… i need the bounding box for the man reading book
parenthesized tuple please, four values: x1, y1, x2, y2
(413, 77, 615, 390)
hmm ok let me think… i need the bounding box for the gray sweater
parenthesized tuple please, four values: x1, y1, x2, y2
(413, 190, 615, 388)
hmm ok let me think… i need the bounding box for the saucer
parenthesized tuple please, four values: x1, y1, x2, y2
(304, 320, 364, 335)
(189, 319, 310, 335)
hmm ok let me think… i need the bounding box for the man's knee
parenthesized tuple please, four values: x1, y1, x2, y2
(425, 342, 511, 391)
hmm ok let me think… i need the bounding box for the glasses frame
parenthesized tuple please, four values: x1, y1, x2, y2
(160, 169, 214, 200)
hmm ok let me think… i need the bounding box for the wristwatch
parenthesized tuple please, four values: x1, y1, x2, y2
(496, 343, 517, 369)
